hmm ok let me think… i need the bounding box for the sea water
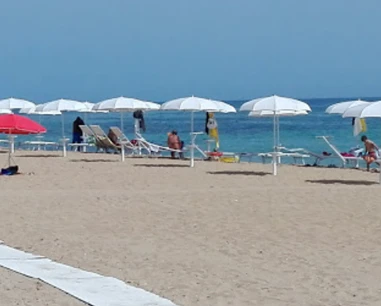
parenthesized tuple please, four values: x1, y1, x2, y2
(6, 97, 381, 166)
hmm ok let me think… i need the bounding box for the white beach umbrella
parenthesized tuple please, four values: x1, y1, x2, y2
(326, 100, 374, 137)
(249, 110, 309, 159)
(35, 99, 86, 113)
(79, 102, 108, 113)
(160, 96, 225, 112)
(19, 105, 61, 128)
(240, 95, 311, 176)
(325, 99, 370, 115)
(342, 101, 381, 118)
(20, 105, 61, 116)
(144, 101, 161, 110)
(342, 101, 381, 139)
(215, 101, 237, 114)
(77, 102, 108, 125)
(35, 99, 86, 156)
(240, 95, 311, 113)
(93, 97, 159, 131)
(35, 98, 86, 133)
(93, 97, 153, 112)
(79, 102, 96, 112)
(161, 96, 236, 167)
(0, 98, 35, 110)
(249, 109, 308, 117)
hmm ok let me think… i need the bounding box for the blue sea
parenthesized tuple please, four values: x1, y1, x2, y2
(6, 97, 381, 165)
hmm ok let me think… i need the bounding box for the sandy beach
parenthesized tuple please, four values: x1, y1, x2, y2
(1, 151, 381, 306)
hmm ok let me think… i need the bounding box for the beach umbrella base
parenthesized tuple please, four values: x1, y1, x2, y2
(189, 132, 208, 168)
(60, 138, 70, 157)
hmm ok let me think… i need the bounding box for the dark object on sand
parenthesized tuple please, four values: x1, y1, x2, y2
(1, 165, 19, 175)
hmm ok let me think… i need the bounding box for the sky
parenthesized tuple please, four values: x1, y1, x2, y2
(0, 0, 381, 102)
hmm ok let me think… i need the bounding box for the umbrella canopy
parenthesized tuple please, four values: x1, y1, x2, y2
(240, 95, 311, 113)
(93, 97, 157, 111)
(19, 105, 61, 115)
(249, 110, 308, 117)
(342, 101, 381, 118)
(0, 114, 46, 134)
(325, 99, 370, 115)
(144, 101, 161, 111)
(160, 96, 233, 112)
(0, 114, 46, 167)
(0, 98, 35, 110)
(161, 96, 236, 167)
(93, 97, 159, 132)
(78, 102, 108, 113)
(240, 95, 311, 176)
(35, 99, 86, 157)
(215, 101, 237, 113)
(35, 99, 86, 112)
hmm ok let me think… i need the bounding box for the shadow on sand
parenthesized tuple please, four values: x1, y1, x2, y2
(306, 179, 378, 186)
(16, 154, 61, 158)
(134, 163, 189, 168)
(70, 159, 118, 163)
(207, 170, 270, 176)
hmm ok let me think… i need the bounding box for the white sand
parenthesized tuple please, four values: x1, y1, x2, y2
(1, 151, 381, 306)
(0, 266, 85, 306)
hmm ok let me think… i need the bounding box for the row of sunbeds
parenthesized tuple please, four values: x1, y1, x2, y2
(1, 129, 371, 168)
(77, 125, 183, 157)
(257, 136, 368, 168)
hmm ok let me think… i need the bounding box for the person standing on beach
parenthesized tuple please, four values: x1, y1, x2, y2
(167, 130, 184, 159)
(361, 135, 380, 171)
(72, 116, 85, 151)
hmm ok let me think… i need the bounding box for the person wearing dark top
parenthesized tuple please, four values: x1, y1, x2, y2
(72, 116, 85, 151)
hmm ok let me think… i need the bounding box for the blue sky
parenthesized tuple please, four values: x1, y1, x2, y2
(0, 0, 380, 102)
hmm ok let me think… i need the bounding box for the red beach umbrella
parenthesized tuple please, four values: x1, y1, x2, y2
(0, 114, 46, 134)
(0, 114, 47, 169)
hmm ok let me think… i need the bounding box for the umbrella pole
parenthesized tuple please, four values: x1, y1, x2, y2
(272, 115, 277, 175)
(276, 115, 281, 164)
(8, 134, 12, 167)
(61, 113, 65, 139)
(61, 114, 67, 157)
(10, 135, 15, 154)
(120, 112, 124, 133)
(134, 118, 142, 156)
(277, 115, 280, 147)
(190, 111, 195, 168)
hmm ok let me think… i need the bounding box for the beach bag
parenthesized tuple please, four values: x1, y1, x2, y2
(1, 165, 19, 176)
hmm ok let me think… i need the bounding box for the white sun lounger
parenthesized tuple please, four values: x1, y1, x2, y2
(64, 125, 97, 153)
(89, 125, 121, 154)
(134, 131, 185, 157)
(257, 151, 310, 165)
(23, 140, 59, 151)
(316, 136, 364, 168)
(79, 125, 96, 139)
(273, 146, 333, 166)
(279, 137, 366, 168)
(109, 126, 140, 155)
